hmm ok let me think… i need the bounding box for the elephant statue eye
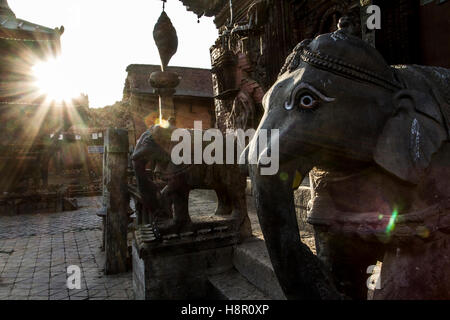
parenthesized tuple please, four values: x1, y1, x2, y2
(284, 92, 319, 111)
(284, 84, 334, 112)
(143, 136, 153, 144)
(298, 94, 317, 109)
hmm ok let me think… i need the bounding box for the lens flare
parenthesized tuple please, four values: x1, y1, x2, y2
(386, 209, 398, 234)
(279, 172, 289, 181)
(155, 117, 169, 128)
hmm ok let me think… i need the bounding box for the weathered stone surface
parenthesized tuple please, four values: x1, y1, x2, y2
(233, 238, 286, 300)
(0, 197, 133, 301)
(208, 270, 269, 300)
(132, 239, 234, 300)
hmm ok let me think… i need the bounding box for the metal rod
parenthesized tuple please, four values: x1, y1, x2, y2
(229, 0, 233, 26)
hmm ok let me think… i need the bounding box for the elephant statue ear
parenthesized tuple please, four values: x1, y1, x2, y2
(374, 90, 448, 184)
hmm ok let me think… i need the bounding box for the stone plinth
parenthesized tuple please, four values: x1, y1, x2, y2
(132, 222, 238, 300)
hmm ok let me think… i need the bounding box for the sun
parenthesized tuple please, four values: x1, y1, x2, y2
(32, 57, 81, 103)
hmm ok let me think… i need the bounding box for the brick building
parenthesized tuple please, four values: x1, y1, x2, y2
(123, 64, 215, 136)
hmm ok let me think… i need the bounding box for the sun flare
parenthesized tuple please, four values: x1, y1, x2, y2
(32, 58, 81, 103)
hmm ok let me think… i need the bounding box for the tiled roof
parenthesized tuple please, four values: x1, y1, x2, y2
(0, 17, 58, 35)
(126, 64, 214, 99)
(179, 0, 226, 18)
(0, 0, 59, 36)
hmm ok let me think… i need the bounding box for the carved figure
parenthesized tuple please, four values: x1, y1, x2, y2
(243, 23, 450, 299)
(132, 125, 252, 240)
(228, 90, 255, 130)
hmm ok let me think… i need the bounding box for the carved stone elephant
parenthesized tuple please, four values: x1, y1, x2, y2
(242, 24, 450, 299)
(132, 124, 252, 240)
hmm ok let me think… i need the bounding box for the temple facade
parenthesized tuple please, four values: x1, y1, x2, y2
(179, 0, 450, 132)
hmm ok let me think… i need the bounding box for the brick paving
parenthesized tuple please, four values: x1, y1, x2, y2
(0, 191, 225, 300)
(0, 190, 312, 300)
(0, 197, 104, 240)
(0, 196, 132, 300)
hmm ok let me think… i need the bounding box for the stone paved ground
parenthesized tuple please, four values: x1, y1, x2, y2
(0, 197, 132, 300)
(0, 190, 315, 300)
(0, 191, 226, 300)
(0, 197, 104, 240)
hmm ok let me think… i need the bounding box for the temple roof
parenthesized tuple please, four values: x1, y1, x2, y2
(0, 0, 14, 17)
(0, 0, 61, 40)
(125, 64, 214, 99)
(178, 0, 258, 27)
(0, 16, 59, 34)
(178, 0, 227, 18)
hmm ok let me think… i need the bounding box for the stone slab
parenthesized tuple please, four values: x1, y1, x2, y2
(233, 238, 286, 300)
(208, 269, 269, 300)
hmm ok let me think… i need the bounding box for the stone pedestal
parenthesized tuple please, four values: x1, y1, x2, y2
(132, 222, 238, 300)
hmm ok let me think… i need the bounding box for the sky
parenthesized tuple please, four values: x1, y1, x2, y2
(9, 0, 219, 108)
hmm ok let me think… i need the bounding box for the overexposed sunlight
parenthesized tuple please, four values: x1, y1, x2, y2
(32, 57, 81, 103)
(11, 0, 218, 108)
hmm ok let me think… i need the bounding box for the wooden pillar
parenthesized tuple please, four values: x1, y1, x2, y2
(104, 128, 129, 275)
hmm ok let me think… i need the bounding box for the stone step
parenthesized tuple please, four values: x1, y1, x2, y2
(208, 269, 269, 300)
(233, 238, 286, 300)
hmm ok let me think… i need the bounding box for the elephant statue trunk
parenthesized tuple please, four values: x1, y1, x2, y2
(249, 158, 343, 299)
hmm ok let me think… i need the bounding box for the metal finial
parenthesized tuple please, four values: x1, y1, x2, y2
(153, 10, 178, 71)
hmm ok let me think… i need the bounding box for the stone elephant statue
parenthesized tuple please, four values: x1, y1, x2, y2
(242, 22, 450, 299)
(132, 124, 252, 240)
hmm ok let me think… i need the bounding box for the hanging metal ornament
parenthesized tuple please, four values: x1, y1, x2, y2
(149, 1, 181, 123)
(153, 4, 178, 72)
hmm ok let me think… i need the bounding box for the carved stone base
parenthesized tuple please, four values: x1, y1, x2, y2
(132, 221, 239, 300)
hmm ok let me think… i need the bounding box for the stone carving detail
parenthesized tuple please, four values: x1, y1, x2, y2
(228, 90, 255, 130)
(211, 0, 361, 133)
(210, 1, 270, 133)
(132, 125, 252, 240)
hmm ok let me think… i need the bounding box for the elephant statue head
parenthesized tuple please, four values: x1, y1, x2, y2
(132, 125, 175, 169)
(243, 24, 450, 299)
(131, 125, 177, 224)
